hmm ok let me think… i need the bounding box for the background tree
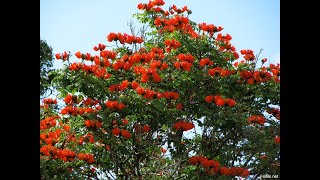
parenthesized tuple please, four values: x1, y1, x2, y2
(40, 38, 55, 97)
(40, 0, 280, 179)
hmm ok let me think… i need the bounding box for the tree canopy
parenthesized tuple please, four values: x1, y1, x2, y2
(40, 0, 280, 179)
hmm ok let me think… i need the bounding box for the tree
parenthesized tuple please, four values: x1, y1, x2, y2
(40, 0, 280, 179)
(40, 38, 55, 96)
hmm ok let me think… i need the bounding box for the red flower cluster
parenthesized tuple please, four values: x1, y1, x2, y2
(69, 63, 112, 79)
(228, 167, 250, 177)
(40, 116, 59, 130)
(153, 14, 198, 37)
(42, 98, 57, 104)
(105, 100, 126, 110)
(55, 51, 70, 61)
(208, 67, 233, 77)
(248, 115, 266, 125)
(164, 39, 181, 53)
(199, 23, 223, 37)
(189, 156, 221, 175)
(112, 128, 132, 139)
(137, 67, 162, 83)
(199, 58, 214, 67)
(137, 0, 165, 11)
(149, 60, 168, 70)
(77, 152, 95, 163)
(174, 53, 195, 71)
(84, 120, 102, 129)
(239, 69, 273, 85)
(82, 97, 99, 107)
(173, 121, 194, 131)
(40, 129, 63, 146)
(188, 155, 250, 177)
(205, 95, 236, 107)
(60, 106, 97, 116)
(169, 5, 190, 14)
(274, 136, 280, 144)
(163, 91, 179, 100)
(107, 32, 143, 44)
(63, 94, 78, 104)
(109, 80, 130, 92)
(240, 49, 255, 61)
(270, 63, 280, 83)
(41, 145, 77, 162)
(176, 103, 183, 110)
(93, 43, 106, 51)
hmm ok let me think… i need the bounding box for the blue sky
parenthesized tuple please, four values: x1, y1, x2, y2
(40, 0, 280, 69)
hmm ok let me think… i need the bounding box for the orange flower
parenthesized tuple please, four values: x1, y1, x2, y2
(75, 51, 82, 59)
(85, 120, 93, 128)
(55, 53, 61, 60)
(63, 94, 73, 104)
(77, 153, 86, 160)
(63, 125, 70, 133)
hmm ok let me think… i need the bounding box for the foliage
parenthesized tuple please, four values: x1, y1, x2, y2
(40, 38, 56, 96)
(40, 0, 280, 179)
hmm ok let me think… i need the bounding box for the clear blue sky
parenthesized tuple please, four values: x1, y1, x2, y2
(40, 0, 280, 69)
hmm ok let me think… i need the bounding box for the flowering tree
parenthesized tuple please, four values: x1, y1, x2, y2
(40, 0, 280, 179)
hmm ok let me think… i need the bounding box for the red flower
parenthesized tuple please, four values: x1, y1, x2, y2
(154, 17, 162, 26)
(63, 125, 70, 133)
(85, 120, 93, 128)
(274, 136, 280, 144)
(200, 159, 211, 168)
(160, 147, 167, 154)
(121, 129, 131, 139)
(225, 98, 236, 107)
(261, 155, 268, 159)
(77, 153, 85, 160)
(105, 145, 111, 151)
(173, 121, 183, 131)
(95, 121, 102, 128)
(112, 128, 120, 136)
(75, 51, 82, 59)
(120, 119, 128, 126)
(240, 169, 250, 177)
(55, 53, 61, 60)
(205, 95, 214, 103)
(188, 156, 199, 165)
(131, 81, 140, 89)
(182, 122, 194, 131)
(176, 103, 183, 110)
(215, 97, 225, 106)
(219, 166, 230, 175)
(107, 32, 117, 42)
(248, 115, 265, 125)
(142, 125, 150, 133)
(118, 102, 126, 110)
(63, 94, 73, 104)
